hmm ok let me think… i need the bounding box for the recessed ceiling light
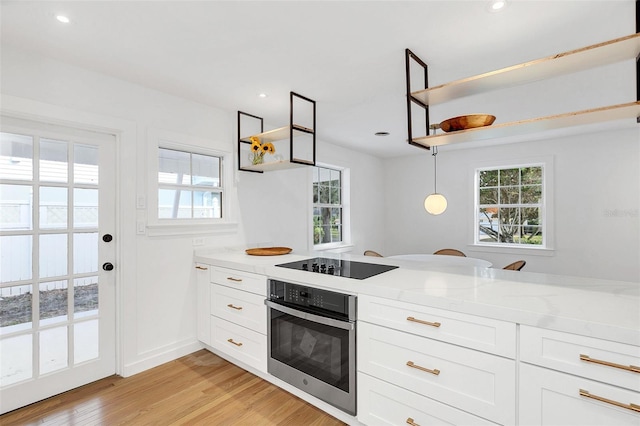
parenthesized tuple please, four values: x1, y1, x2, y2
(56, 15, 70, 23)
(258, 93, 268, 98)
(487, 0, 507, 12)
(375, 131, 390, 137)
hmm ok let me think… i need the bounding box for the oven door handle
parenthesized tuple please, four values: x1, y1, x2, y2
(265, 300, 355, 331)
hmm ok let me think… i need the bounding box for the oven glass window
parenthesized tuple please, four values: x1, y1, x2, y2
(270, 310, 350, 392)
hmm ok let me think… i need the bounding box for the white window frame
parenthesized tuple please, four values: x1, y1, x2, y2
(311, 163, 351, 252)
(146, 128, 237, 237)
(469, 156, 554, 255)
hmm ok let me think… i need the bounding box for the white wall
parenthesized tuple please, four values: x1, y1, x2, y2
(383, 126, 640, 282)
(0, 45, 385, 376)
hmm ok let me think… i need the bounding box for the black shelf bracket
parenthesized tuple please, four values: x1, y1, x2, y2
(237, 111, 264, 173)
(290, 91, 316, 166)
(405, 48, 431, 151)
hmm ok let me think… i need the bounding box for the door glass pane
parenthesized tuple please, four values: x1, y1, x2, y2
(40, 326, 68, 374)
(74, 188, 98, 228)
(74, 320, 98, 363)
(39, 234, 67, 278)
(0, 334, 32, 385)
(0, 235, 32, 283)
(39, 186, 68, 229)
(0, 184, 32, 231)
(0, 284, 33, 334)
(40, 280, 68, 325)
(0, 132, 33, 181)
(40, 138, 68, 183)
(74, 276, 98, 315)
(74, 144, 98, 185)
(73, 233, 98, 274)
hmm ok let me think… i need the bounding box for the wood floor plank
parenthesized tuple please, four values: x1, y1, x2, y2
(0, 350, 346, 425)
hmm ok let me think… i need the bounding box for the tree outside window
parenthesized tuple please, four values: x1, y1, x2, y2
(313, 166, 342, 245)
(477, 165, 544, 246)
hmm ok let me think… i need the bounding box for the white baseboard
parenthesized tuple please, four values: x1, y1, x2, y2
(122, 339, 203, 377)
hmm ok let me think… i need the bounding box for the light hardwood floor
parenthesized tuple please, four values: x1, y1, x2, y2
(0, 350, 346, 425)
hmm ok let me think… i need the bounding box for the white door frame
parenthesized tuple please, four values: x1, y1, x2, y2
(1, 94, 138, 384)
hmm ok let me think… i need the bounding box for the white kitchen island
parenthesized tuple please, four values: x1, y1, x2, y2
(194, 249, 640, 425)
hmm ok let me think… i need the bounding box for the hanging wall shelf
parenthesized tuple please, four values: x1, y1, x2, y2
(406, 25, 640, 149)
(238, 92, 316, 172)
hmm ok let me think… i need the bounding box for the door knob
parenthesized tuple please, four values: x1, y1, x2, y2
(102, 262, 114, 271)
(102, 234, 113, 242)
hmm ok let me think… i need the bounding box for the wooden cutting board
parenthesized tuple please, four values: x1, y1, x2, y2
(245, 247, 292, 256)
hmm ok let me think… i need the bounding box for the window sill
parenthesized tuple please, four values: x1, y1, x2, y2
(146, 221, 238, 237)
(313, 243, 355, 254)
(467, 244, 555, 257)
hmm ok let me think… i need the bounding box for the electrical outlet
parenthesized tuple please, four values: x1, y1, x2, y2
(193, 237, 205, 246)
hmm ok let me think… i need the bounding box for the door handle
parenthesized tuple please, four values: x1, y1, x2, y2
(102, 262, 114, 271)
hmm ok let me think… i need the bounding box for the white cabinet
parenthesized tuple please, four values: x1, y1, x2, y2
(358, 295, 516, 425)
(519, 326, 640, 425)
(195, 263, 211, 345)
(358, 374, 499, 426)
(208, 266, 268, 373)
(520, 364, 640, 425)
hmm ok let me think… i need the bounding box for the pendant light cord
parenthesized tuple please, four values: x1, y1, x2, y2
(432, 146, 438, 193)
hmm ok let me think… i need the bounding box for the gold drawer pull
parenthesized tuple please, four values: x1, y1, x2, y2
(226, 277, 243, 282)
(579, 389, 640, 412)
(227, 338, 243, 347)
(406, 418, 420, 426)
(580, 354, 640, 373)
(195, 266, 208, 270)
(227, 304, 243, 311)
(407, 316, 441, 328)
(406, 361, 440, 376)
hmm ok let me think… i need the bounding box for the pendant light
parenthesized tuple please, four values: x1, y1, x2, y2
(424, 145, 447, 215)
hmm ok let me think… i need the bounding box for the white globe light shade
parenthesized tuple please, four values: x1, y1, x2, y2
(424, 193, 447, 215)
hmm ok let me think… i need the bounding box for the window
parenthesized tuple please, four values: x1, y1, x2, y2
(158, 148, 222, 219)
(475, 164, 545, 247)
(313, 166, 343, 246)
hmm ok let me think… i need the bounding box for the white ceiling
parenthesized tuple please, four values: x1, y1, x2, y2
(0, 1, 635, 157)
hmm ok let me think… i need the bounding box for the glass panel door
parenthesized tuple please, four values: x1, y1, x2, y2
(0, 119, 116, 414)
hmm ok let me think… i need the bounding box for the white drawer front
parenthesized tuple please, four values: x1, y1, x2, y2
(210, 267, 266, 296)
(358, 294, 516, 358)
(211, 284, 267, 334)
(358, 373, 499, 426)
(358, 322, 515, 425)
(520, 363, 640, 426)
(211, 316, 267, 373)
(521, 325, 640, 392)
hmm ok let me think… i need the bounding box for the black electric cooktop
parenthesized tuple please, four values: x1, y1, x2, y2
(275, 257, 398, 280)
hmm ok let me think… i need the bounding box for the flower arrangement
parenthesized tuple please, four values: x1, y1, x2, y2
(249, 136, 276, 165)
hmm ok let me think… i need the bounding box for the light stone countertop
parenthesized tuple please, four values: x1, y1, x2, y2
(194, 248, 640, 347)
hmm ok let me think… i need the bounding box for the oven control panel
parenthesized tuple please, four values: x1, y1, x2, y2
(268, 279, 354, 319)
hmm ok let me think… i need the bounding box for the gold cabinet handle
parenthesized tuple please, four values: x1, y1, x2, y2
(227, 338, 243, 347)
(406, 418, 420, 426)
(226, 277, 243, 282)
(407, 316, 441, 328)
(406, 360, 440, 376)
(227, 303, 243, 311)
(580, 354, 640, 373)
(579, 389, 640, 412)
(195, 266, 208, 270)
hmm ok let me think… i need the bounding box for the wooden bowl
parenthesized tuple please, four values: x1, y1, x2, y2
(439, 114, 496, 132)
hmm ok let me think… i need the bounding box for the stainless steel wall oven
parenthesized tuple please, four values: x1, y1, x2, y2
(265, 279, 357, 415)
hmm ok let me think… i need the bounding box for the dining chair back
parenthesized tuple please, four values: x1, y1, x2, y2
(503, 260, 526, 271)
(364, 250, 383, 257)
(433, 248, 466, 257)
